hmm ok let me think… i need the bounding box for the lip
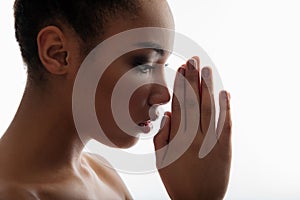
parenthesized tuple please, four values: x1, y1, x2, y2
(138, 120, 153, 134)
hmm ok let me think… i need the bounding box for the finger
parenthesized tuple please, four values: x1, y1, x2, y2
(198, 90, 228, 159)
(154, 113, 171, 150)
(184, 58, 201, 147)
(170, 66, 186, 141)
(185, 58, 200, 114)
(154, 113, 171, 169)
(191, 56, 200, 66)
(200, 67, 216, 135)
(217, 91, 232, 144)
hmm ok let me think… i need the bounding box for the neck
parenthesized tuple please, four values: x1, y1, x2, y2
(0, 82, 87, 181)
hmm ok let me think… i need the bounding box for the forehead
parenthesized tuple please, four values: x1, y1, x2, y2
(133, 0, 175, 28)
(99, 0, 175, 54)
(101, 0, 174, 36)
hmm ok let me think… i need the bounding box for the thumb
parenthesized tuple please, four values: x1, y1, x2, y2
(153, 113, 171, 150)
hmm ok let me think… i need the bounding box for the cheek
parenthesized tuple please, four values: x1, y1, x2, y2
(94, 80, 141, 148)
(129, 85, 151, 119)
(94, 67, 121, 132)
(91, 63, 152, 147)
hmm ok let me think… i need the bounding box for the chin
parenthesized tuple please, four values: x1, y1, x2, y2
(114, 136, 139, 149)
(97, 132, 139, 149)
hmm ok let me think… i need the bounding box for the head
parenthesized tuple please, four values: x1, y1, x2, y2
(14, 0, 175, 147)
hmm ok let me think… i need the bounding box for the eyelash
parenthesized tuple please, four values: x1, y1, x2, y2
(137, 64, 155, 74)
(133, 52, 169, 74)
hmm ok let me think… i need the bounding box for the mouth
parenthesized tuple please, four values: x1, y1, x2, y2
(138, 120, 153, 134)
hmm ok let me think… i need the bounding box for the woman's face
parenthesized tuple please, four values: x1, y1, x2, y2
(93, 0, 175, 148)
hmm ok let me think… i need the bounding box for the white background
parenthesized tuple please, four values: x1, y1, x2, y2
(1, 0, 300, 199)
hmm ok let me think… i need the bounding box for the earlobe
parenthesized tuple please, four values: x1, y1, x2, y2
(37, 26, 68, 75)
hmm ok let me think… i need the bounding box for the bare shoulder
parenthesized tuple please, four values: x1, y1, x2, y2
(83, 152, 114, 169)
(83, 152, 121, 181)
(0, 183, 38, 200)
(83, 152, 133, 200)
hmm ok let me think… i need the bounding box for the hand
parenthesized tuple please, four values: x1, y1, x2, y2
(154, 57, 232, 200)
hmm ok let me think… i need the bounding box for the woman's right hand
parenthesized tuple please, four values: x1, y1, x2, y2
(154, 57, 232, 200)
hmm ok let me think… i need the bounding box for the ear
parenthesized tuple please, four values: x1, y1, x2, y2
(37, 26, 68, 75)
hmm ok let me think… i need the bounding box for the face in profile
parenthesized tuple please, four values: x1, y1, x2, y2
(82, 0, 175, 148)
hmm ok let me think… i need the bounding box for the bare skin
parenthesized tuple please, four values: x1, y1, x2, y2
(0, 153, 130, 200)
(154, 59, 232, 200)
(0, 0, 232, 199)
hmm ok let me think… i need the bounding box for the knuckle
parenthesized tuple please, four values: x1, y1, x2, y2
(154, 134, 167, 144)
(172, 102, 183, 112)
(185, 98, 198, 108)
(187, 72, 199, 83)
(174, 82, 185, 91)
(201, 105, 215, 117)
(223, 121, 232, 132)
(153, 134, 160, 141)
(172, 94, 184, 111)
(204, 88, 214, 99)
(202, 79, 213, 90)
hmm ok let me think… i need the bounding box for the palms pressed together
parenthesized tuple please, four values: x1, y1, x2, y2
(154, 57, 232, 200)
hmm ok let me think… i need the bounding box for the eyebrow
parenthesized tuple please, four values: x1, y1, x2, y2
(135, 42, 166, 56)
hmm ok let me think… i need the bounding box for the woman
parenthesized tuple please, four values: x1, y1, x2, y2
(0, 0, 232, 199)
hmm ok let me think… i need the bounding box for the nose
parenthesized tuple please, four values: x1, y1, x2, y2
(147, 82, 171, 106)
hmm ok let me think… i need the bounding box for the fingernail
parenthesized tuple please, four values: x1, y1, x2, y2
(178, 67, 185, 75)
(160, 115, 168, 129)
(188, 59, 196, 70)
(222, 91, 227, 100)
(202, 67, 210, 78)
